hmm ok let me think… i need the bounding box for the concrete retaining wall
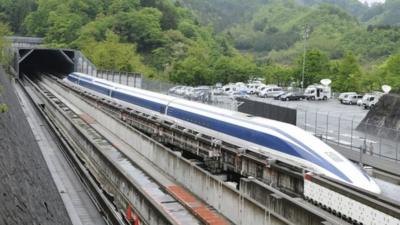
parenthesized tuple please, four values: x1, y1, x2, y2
(30, 80, 177, 225)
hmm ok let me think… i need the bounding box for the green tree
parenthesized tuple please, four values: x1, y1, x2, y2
(169, 41, 213, 85)
(261, 64, 295, 87)
(23, 0, 61, 36)
(0, 0, 36, 34)
(107, 0, 140, 14)
(82, 31, 152, 75)
(45, 6, 85, 46)
(332, 52, 362, 92)
(295, 48, 331, 87)
(113, 8, 165, 51)
(213, 54, 258, 84)
(0, 23, 11, 65)
(379, 54, 400, 90)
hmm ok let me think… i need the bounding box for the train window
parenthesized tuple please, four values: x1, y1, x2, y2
(325, 151, 343, 162)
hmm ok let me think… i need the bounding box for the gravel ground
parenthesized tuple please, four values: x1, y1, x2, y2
(0, 69, 72, 225)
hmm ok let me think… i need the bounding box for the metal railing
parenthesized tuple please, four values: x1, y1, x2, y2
(74, 51, 142, 88)
(95, 70, 142, 88)
(141, 77, 174, 92)
(297, 109, 400, 162)
(6, 36, 44, 48)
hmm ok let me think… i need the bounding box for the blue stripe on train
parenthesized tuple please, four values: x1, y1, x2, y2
(111, 90, 166, 113)
(167, 106, 352, 183)
(71, 72, 93, 82)
(79, 79, 110, 96)
(67, 75, 78, 83)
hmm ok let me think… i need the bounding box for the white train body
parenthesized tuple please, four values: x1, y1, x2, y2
(64, 72, 381, 195)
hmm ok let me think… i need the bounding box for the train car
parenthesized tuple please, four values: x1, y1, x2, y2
(64, 72, 381, 194)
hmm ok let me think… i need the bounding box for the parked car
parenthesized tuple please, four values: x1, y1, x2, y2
(364, 97, 379, 109)
(254, 84, 267, 95)
(273, 91, 286, 100)
(259, 86, 284, 98)
(338, 92, 357, 103)
(304, 84, 331, 100)
(247, 83, 263, 94)
(183, 86, 194, 98)
(222, 84, 239, 95)
(280, 92, 305, 101)
(191, 86, 211, 102)
(168, 86, 183, 95)
(213, 87, 224, 95)
(342, 94, 363, 105)
(362, 92, 383, 109)
(175, 86, 188, 95)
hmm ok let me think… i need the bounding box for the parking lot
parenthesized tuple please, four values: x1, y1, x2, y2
(247, 96, 368, 121)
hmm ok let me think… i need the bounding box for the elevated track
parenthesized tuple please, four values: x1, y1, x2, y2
(14, 72, 400, 225)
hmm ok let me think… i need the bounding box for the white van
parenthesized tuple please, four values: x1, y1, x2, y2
(304, 84, 331, 100)
(258, 86, 284, 98)
(338, 92, 357, 103)
(247, 83, 263, 94)
(362, 92, 383, 109)
(222, 84, 239, 95)
(342, 94, 363, 105)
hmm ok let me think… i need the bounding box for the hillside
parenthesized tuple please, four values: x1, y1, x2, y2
(179, 0, 400, 64)
(179, 0, 369, 29)
(0, 0, 400, 93)
(0, 0, 264, 85)
(178, 0, 269, 32)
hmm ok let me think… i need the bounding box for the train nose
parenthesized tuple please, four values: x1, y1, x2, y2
(366, 178, 381, 194)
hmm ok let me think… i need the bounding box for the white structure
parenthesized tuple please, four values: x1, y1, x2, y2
(304, 79, 332, 100)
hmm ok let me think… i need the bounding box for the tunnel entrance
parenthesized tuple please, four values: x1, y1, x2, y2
(18, 48, 75, 79)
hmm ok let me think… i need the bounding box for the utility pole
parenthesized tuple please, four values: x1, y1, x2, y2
(301, 24, 310, 91)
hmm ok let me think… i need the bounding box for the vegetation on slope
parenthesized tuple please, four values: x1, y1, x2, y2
(0, 0, 399, 93)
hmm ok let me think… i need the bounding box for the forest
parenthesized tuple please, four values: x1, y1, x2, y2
(0, 0, 399, 92)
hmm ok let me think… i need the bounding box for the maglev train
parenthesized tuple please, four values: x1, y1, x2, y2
(64, 72, 381, 194)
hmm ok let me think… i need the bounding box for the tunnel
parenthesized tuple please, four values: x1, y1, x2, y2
(18, 48, 75, 79)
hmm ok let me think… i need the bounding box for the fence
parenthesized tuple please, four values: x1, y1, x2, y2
(95, 70, 142, 88)
(297, 109, 400, 162)
(74, 51, 142, 88)
(6, 36, 44, 48)
(141, 77, 175, 93)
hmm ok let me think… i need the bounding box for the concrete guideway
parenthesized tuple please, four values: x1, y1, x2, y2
(28, 76, 220, 225)
(43, 80, 229, 225)
(43, 76, 356, 225)
(54, 75, 400, 225)
(14, 81, 107, 225)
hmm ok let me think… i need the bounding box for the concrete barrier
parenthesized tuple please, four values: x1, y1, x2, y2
(30, 79, 178, 225)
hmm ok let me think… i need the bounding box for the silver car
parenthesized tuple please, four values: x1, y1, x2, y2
(342, 94, 363, 105)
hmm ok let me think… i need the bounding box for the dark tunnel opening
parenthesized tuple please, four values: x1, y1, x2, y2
(19, 49, 75, 79)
